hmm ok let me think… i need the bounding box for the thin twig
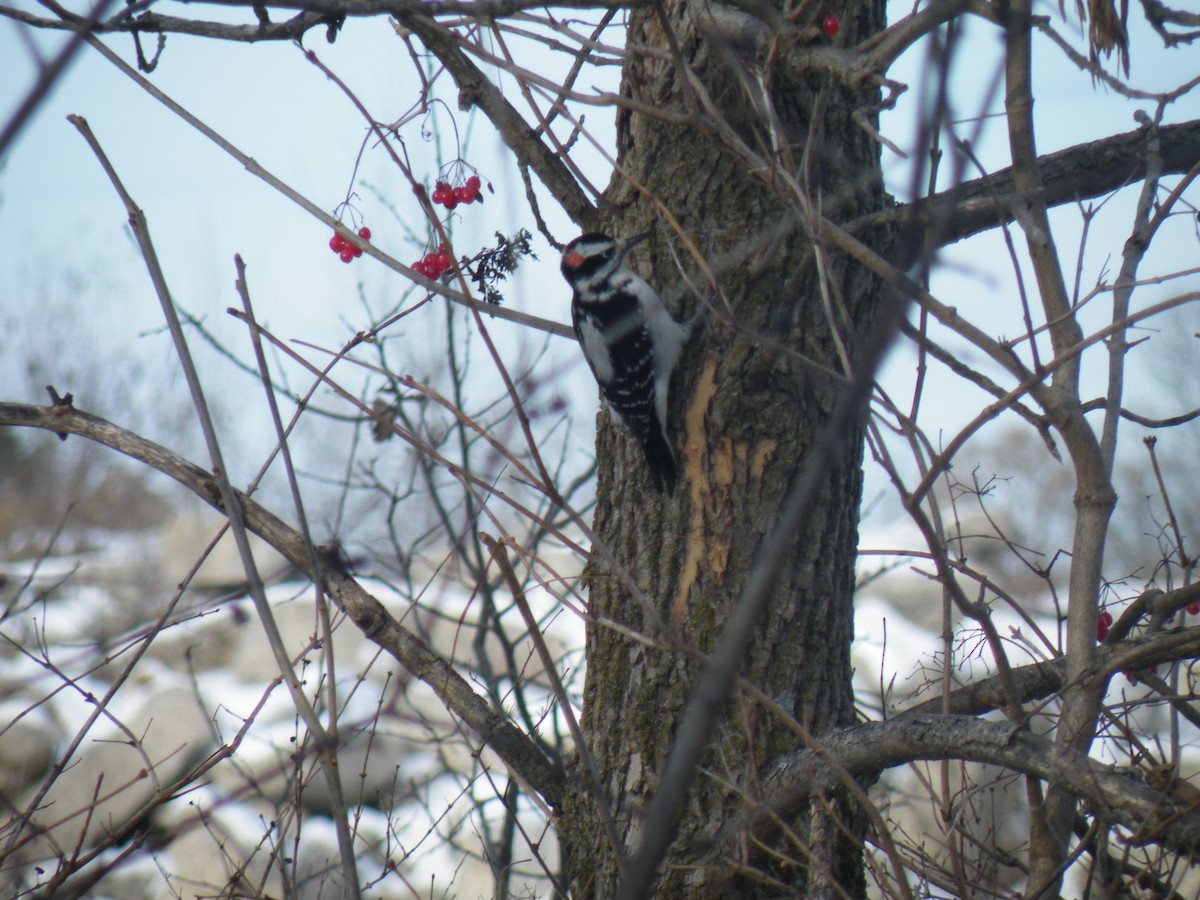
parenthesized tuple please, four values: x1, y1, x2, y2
(0, 0, 118, 156)
(67, 114, 364, 898)
(233, 256, 362, 894)
(50, 16, 572, 340)
(482, 534, 623, 860)
(0, 399, 568, 807)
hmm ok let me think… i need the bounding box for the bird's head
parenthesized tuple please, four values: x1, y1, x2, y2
(560, 232, 648, 289)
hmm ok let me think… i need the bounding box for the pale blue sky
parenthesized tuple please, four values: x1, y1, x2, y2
(2, 2, 1197, 501)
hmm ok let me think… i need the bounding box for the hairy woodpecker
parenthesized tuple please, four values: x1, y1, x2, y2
(560, 232, 689, 493)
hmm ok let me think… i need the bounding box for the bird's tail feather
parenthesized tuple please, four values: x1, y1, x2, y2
(643, 424, 678, 495)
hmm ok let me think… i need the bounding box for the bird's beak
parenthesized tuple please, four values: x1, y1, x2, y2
(620, 231, 651, 255)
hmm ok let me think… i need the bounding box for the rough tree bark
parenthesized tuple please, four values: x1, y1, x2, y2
(560, 2, 890, 895)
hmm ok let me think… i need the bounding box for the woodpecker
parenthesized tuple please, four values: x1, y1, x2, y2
(560, 232, 689, 494)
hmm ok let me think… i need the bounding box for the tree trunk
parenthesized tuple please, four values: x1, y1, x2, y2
(561, 2, 889, 896)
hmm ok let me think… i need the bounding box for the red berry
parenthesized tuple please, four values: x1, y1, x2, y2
(466, 175, 481, 191)
(442, 194, 458, 210)
(330, 234, 346, 252)
(434, 251, 453, 272)
(1188, 601, 1200, 616)
(352, 244, 364, 258)
(821, 13, 840, 36)
(412, 260, 428, 278)
(1097, 611, 1113, 641)
(339, 248, 354, 263)
(358, 226, 372, 240)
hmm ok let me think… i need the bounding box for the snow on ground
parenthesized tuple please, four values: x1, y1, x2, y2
(1, 512, 1192, 897)
(0, 517, 579, 898)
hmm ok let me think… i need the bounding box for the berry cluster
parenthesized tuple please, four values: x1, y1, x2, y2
(412, 244, 455, 280)
(821, 13, 840, 36)
(432, 175, 483, 210)
(330, 226, 372, 264)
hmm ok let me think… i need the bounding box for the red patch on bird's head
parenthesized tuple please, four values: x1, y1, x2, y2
(564, 251, 585, 269)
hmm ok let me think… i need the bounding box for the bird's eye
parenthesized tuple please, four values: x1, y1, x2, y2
(601, 248, 615, 260)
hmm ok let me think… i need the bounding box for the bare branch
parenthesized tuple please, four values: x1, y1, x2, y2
(904, 602, 1200, 718)
(0, 0, 648, 39)
(855, 120, 1200, 254)
(0, 401, 567, 809)
(396, 14, 599, 229)
(0, 0, 118, 156)
(483, 535, 623, 855)
(755, 714, 1200, 860)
